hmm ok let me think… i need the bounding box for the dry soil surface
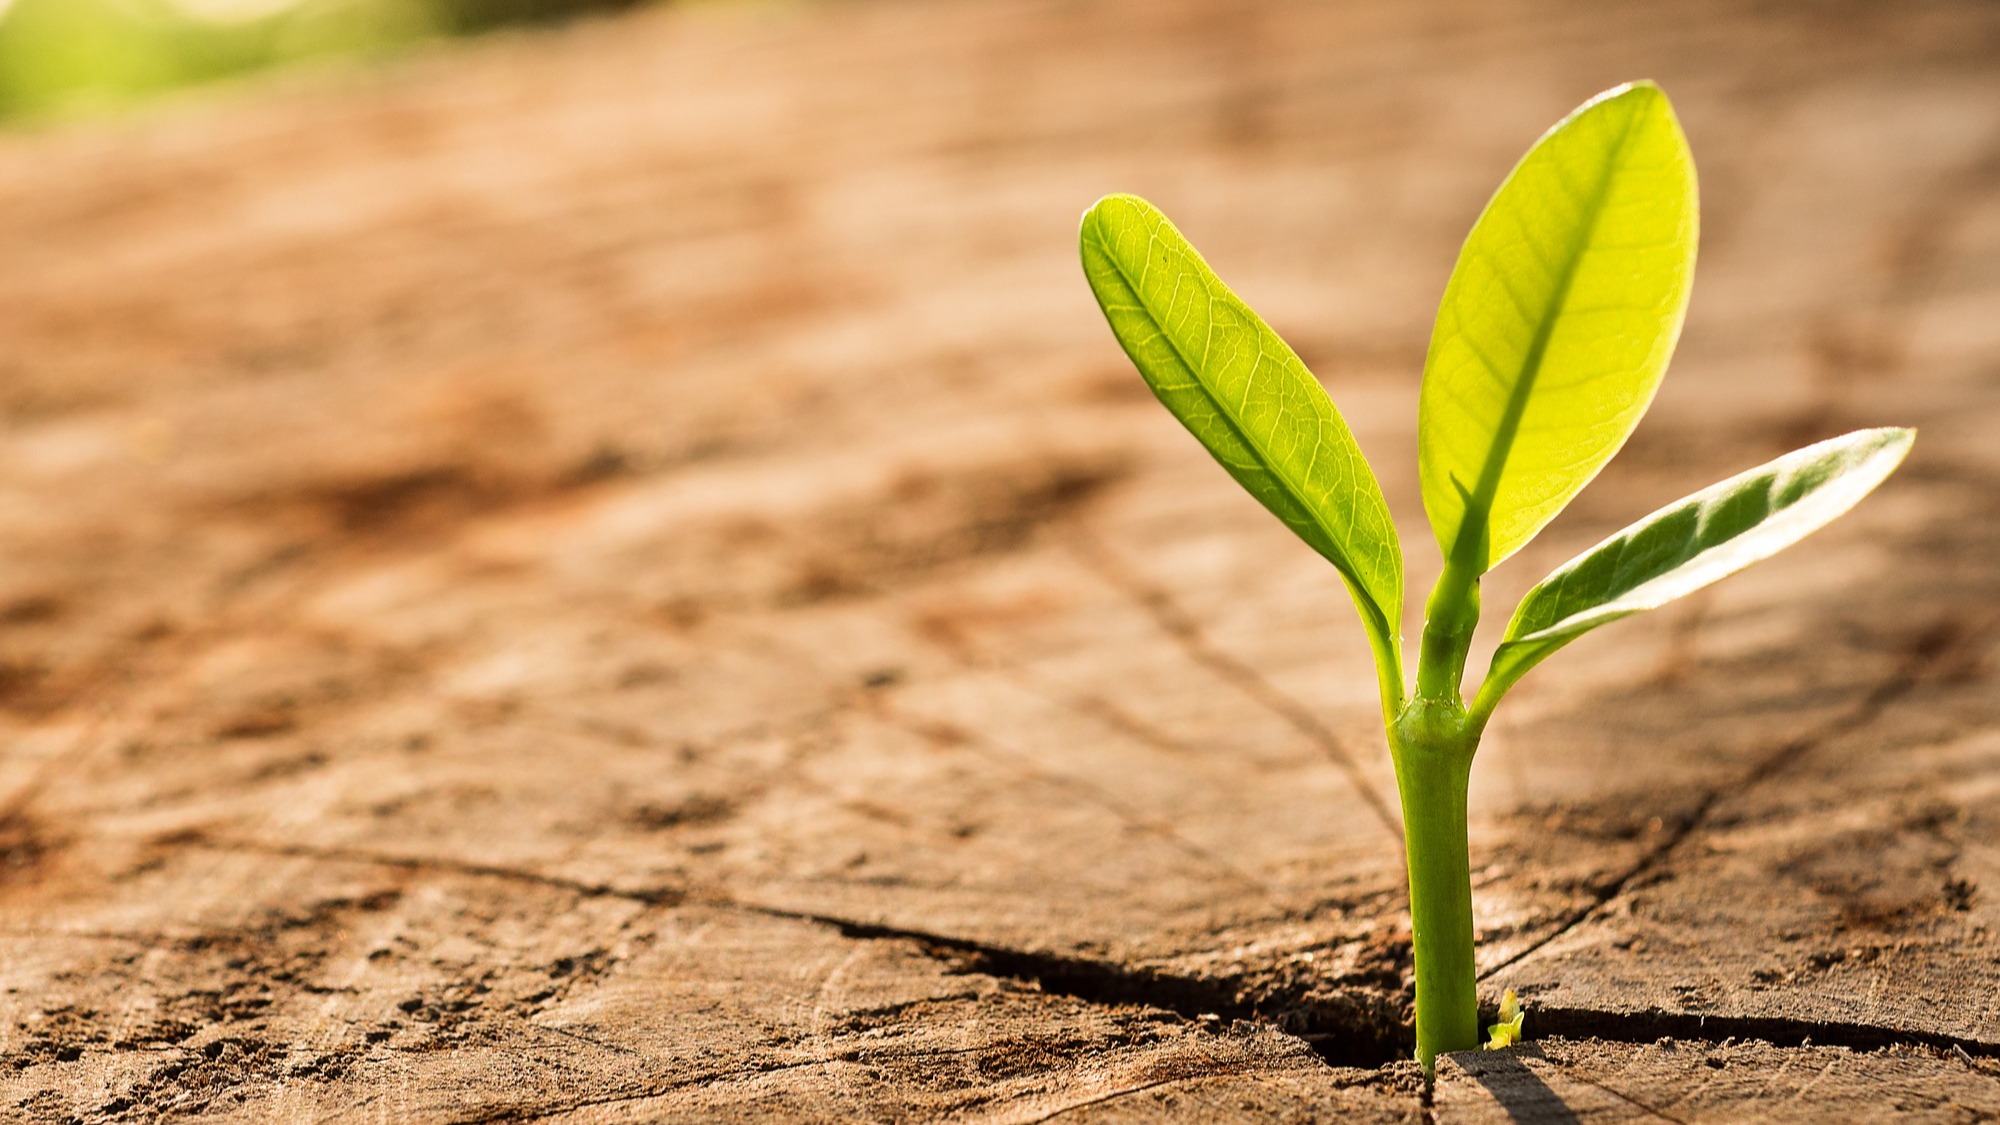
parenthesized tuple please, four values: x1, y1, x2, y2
(0, 0, 1998, 1121)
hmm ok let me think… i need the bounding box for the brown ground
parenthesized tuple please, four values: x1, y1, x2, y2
(0, 0, 1997, 1120)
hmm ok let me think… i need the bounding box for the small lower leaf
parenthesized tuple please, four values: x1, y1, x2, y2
(1475, 427, 1914, 716)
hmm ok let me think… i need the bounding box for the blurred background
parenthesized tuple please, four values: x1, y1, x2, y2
(0, 0, 648, 119)
(0, 0, 1996, 1117)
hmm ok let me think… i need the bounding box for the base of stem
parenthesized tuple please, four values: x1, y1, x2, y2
(1391, 723, 1479, 1076)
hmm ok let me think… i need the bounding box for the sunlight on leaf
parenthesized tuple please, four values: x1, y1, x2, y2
(1420, 82, 1698, 576)
(1080, 193, 1405, 699)
(1474, 427, 1915, 717)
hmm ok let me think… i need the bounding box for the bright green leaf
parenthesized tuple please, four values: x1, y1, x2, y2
(1473, 427, 1914, 718)
(1079, 193, 1404, 698)
(1420, 82, 1698, 576)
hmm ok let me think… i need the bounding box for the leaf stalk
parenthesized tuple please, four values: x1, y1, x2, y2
(1413, 560, 1480, 707)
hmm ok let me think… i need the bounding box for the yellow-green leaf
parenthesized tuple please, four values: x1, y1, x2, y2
(1080, 194, 1403, 692)
(1420, 82, 1698, 576)
(1484, 989, 1526, 1050)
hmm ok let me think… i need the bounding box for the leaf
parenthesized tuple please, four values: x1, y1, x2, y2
(1420, 82, 1698, 576)
(1079, 193, 1404, 681)
(1474, 428, 1914, 715)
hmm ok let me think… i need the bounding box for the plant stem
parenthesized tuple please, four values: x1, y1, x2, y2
(1415, 559, 1479, 702)
(1390, 715, 1479, 1075)
(1396, 554, 1484, 1078)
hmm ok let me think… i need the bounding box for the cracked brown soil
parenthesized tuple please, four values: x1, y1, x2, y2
(1, 0, 1999, 1120)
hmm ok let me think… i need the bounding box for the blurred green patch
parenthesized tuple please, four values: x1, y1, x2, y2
(0, 0, 651, 120)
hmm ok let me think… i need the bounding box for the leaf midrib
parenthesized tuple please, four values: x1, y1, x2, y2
(1503, 432, 1908, 657)
(1090, 222, 1393, 634)
(1444, 107, 1645, 575)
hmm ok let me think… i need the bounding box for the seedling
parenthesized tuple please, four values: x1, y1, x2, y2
(1079, 82, 1912, 1074)
(1484, 989, 1524, 1051)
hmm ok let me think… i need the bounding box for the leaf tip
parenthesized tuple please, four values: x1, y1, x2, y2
(1877, 425, 1918, 470)
(1597, 78, 1665, 106)
(1840, 425, 1917, 465)
(1080, 193, 1153, 237)
(1573, 79, 1681, 137)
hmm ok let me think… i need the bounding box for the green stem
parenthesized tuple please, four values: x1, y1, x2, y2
(1415, 559, 1480, 705)
(1390, 717, 1479, 1075)
(1393, 551, 1486, 1078)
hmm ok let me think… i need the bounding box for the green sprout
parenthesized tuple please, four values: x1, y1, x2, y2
(1484, 988, 1524, 1051)
(1079, 81, 1913, 1075)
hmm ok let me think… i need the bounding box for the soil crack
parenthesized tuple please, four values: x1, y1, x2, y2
(1480, 615, 1985, 983)
(185, 838, 687, 906)
(738, 903, 1411, 1068)
(881, 704, 1275, 897)
(1068, 531, 1401, 839)
(1525, 1003, 2000, 1060)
